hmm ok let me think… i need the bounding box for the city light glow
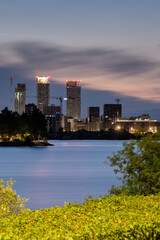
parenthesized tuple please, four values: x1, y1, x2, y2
(36, 76, 50, 83)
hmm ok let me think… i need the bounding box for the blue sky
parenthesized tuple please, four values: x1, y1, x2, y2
(1, 0, 160, 118)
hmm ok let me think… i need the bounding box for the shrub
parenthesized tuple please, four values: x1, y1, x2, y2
(106, 135, 160, 195)
(0, 178, 28, 217)
(0, 195, 160, 239)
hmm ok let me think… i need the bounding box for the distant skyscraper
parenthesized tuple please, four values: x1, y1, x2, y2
(88, 107, 100, 123)
(103, 104, 122, 130)
(87, 106, 100, 131)
(15, 83, 26, 114)
(36, 76, 50, 113)
(104, 104, 122, 122)
(66, 80, 81, 120)
(43, 105, 61, 132)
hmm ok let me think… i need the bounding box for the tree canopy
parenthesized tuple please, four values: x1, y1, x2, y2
(107, 135, 160, 195)
(0, 107, 47, 141)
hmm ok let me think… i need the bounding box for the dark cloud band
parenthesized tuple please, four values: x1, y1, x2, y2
(6, 41, 158, 78)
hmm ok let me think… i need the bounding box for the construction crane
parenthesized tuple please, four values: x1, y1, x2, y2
(50, 96, 63, 115)
(10, 74, 13, 111)
(27, 96, 36, 98)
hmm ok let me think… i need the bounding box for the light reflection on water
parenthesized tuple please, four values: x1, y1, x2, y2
(0, 140, 125, 209)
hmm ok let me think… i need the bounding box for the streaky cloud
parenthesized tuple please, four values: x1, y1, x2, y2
(7, 41, 158, 77)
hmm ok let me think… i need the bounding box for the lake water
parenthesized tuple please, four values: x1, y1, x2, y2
(0, 140, 125, 209)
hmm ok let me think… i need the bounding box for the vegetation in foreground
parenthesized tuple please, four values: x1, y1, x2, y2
(0, 193, 160, 239)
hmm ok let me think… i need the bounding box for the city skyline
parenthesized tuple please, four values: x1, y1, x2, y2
(1, 1, 160, 119)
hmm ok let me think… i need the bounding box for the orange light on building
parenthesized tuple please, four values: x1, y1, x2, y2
(66, 80, 82, 85)
(36, 75, 51, 79)
(36, 76, 50, 84)
(116, 126, 121, 130)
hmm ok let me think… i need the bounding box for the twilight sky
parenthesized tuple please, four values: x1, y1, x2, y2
(1, 0, 160, 119)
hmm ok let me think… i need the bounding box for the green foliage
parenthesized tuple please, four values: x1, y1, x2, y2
(0, 195, 160, 239)
(0, 179, 28, 218)
(0, 179, 160, 238)
(107, 135, 160, 195)
(151, 130, 160, 140)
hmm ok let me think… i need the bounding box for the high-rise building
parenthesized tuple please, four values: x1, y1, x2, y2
(36, 76, 50, 113)
(66, 80, 81, 120)
(88, 107, 100, 123)
(87, 106, 100, 131)
(103, 104, 122, 130)
(43, 105, 61, 132)
(15, 84, 26, 114)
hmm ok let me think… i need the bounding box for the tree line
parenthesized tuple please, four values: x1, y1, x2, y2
(0, 107, 47, 141)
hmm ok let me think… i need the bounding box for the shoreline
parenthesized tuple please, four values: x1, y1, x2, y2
(0, 140, 54, 147)
(47, 129, 135, 140)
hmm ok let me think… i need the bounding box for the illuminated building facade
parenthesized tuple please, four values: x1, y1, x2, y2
(15, 84, 26, 115)
(115, 117, 158, 133)
(36, 76, 50, 113)
(66, 80, 81, 120)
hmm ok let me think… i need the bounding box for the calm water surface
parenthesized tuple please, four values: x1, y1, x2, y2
(0, 140, 125, 209)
